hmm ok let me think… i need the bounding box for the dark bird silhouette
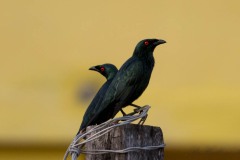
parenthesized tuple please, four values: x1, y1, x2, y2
(77, 63, 118, 134)
(86, 38, 166, 126)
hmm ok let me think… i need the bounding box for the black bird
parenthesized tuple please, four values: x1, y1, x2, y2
(77, 63, 118, 134)
(86, 38, 166, 126)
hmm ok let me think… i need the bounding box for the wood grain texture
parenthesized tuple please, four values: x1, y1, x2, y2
(85, 124, 164, 160)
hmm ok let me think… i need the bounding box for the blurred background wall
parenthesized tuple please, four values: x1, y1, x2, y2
(0, 0, 240, 159)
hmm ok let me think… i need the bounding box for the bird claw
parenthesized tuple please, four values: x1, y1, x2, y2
(122, 105, 150, 125)
(133, 106, 146, 113)
(125, 105, 148, 115)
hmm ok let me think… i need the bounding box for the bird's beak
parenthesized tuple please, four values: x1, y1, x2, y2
(153, 39, 166, 46)
(89, 66, 98, 71)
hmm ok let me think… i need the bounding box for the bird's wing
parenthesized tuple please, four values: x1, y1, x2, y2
(95, 58, 144, 116)
(113, 60, 144, 104)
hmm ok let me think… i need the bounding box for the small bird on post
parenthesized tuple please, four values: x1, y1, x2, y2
(77, 63, 142, 134)
(77, 63, 118, 134)
(87, 39, 166, 126)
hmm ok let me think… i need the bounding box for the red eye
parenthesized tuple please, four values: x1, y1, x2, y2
(100, 67, 105, 72)
(144, 41, 149, 45)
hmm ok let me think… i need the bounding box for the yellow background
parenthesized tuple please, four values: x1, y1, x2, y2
(0, 0, 240, 159)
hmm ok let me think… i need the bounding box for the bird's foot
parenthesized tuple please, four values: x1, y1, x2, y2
(124, 107, 144, 116)
(133, 106, 145, 113)
(123, 106, 144, 116)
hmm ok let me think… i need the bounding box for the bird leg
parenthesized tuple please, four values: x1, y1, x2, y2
(123, 105, 144, 116)
(120, 109, 127, 116)
(119, 104, 142, 116)
(130, 103, 141, 109)
(120, 109, 138, 117)
(130, 103, 144, 113)
(132, 104, 149, 115)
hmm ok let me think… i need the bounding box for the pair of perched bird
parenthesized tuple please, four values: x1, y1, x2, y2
(77, 38, 166, 134)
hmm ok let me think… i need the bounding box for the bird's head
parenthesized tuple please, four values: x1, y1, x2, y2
(89, 63, 118, 80)
(133, 39, 166, 57)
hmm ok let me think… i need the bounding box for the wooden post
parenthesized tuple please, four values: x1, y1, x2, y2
(85, 124, 164, 160)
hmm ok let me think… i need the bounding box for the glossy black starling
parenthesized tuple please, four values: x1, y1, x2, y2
(77, 63, 118, 134)
(88, 38, 166, 125)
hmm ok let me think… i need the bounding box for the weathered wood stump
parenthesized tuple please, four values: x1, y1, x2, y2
(85, 124, 164, 160)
